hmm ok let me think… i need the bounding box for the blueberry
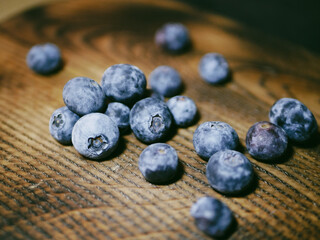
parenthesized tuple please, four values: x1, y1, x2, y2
(193, 121, 239, 160)
(246, 121, 288, 161)
(63, 77, 107, 116)
(269, 98, 318, 142)
(26, 43, 61, 74)
(49, 106, 80, 145)
(155, 23, 190, 53)
(190, 196, 234, 238)
(199, 53, 229, 84)
(130, 97, 172, 143)
(101, 64, 146, 105)
(72, 113, 119, 160)
(138, 143, 179, 184)
(206, 150, 254, 194)
(105, 102, 130, 133)
(167, 95, 197, 127)
(149, 66, 182, 97)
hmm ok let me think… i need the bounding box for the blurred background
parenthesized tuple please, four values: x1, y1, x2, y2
(1, 0, 319, 54)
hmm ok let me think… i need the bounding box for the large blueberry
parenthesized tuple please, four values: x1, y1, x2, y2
(72, 113, 119, 160)
(269, 98, 318, 142)
(206, 150, 254, 194)
(193, 121, 239, 160)
(138, 143, 179, 184)
(49, 106, 80, 145)
(130, 97, 172, 143)
(190, 196, 234, 238)
(155, 23, 190, 53)
(167, 95, 197, 127)
(246, 121, 288, 161)
(26, 43, 61, 74)
(105, 102, 130, 133)
(101, 64, 146, 105)
(63, 77, 107, 116)
(199, 53, 229, 84)
(149, 66, 182, 97)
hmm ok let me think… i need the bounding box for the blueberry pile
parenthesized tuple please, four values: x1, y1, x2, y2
(29, 21, 317, 238)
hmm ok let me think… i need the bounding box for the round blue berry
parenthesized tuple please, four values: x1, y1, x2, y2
(49, 106, 80, 145)
(190, 196, 234, 238)
(149, 66, 182, 97)
(101, 64, 146, 105)
(193, 121, 239, 160)
(130, 97, 172, 143)
(139, 143, 179, 184)
(199, 53, 229, 84)
(206, 150, 254, 194)
(63, 77, 107, 116)
(72, 113, 119, 160)
(26, 43, 61, 74)
(246, 121, 288, 161)
(269, 98, 318, 142)
(167, 95, 197, 127)
(105, 102, 130, 133)
(155, 23, 190, 53)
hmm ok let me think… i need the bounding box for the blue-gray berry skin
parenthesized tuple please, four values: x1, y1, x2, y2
(190, 196, 234, 238)
(72, 113, 119, 160)
(105, 102, 130, 133)
(101, 64, 146, 105)
(130, 97, 172, 143)
(149, 66, 182, 97)
(269, 98, 318, 142)
(139, 143, 179, 184)
(199, 53, 229, 84)
(246, 121, 288, 161)
(26, 43, 61, 74)
(63, 77, 107, 116)
(49, 106, 80, 145)
(167, 95, 197, 127)
(206, 150, 254, 194)
(193, 121, 239, 160)
(155, 23, 190, 53)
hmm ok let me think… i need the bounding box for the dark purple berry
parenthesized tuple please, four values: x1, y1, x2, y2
(246, 121, 288, 161)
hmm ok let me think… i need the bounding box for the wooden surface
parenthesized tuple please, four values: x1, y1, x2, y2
(0, 0, 319, 239)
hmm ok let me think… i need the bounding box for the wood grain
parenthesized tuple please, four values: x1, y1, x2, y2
(0, 0, 319, 239)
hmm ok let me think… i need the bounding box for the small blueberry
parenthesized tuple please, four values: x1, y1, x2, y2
(26, 43, 62, 74)
(167, 95, 197, 127)
(139, 143, 179, 184)
(105, 102, 130, 133)
(193, 121, 239, 160)
(199, 53, 229, 84)
(190, 196, 235, 238)
(130, 97, 172, 143)
(63, 77, 107, 116)
(49, 106, 80, 145)
(149, 66, 182, 97)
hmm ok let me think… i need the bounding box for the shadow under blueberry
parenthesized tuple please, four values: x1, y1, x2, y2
(150, 160, 185, 185)
(218, 171, 259, 198)
(215, 217, 238, 240)
(39, 59, 65, 76)
(290, 130, 320, 149)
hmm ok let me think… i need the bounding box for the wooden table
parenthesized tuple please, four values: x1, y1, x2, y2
(0, 0, 319, 239)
